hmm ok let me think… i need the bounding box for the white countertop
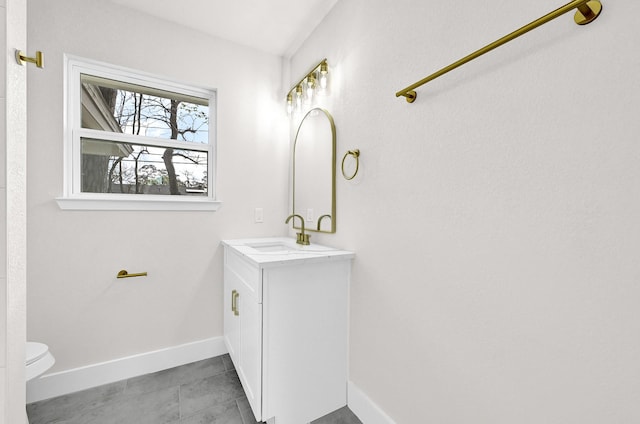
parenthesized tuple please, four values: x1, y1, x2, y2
(221, 237, 354, 267)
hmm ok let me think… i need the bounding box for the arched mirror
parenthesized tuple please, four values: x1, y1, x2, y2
(293, 108, 336, 233)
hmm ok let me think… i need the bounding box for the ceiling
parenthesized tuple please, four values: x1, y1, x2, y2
(108, 0, 339, 57)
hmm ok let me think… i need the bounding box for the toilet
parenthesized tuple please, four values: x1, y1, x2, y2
(26, 342, 55, 382)
(25, 342, 55, 423)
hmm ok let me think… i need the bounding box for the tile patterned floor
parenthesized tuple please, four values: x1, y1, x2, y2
(26, 354, 362, 424)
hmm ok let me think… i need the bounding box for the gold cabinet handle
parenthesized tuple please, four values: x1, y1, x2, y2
(231, 290, 236, 314)
(231, 290, 239, 316)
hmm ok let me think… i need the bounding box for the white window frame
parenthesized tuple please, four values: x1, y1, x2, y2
(56, 55, 221, 211)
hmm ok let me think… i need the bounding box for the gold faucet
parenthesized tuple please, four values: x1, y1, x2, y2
(316, 214, 332, 231)
(285, 214, 310, 245)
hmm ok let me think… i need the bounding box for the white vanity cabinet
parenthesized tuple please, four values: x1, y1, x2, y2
(222, 238, 354, 424)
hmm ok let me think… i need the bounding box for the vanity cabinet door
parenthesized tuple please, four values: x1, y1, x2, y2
(223, 251, 263, 420)
(237, 287, 262, 419)
(223, 266, 241, 365)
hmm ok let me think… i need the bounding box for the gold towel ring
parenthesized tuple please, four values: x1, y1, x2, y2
(341, 149, 360, 180)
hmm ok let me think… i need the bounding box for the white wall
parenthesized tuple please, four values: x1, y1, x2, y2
(1, 0, 7, 413)
(2, 0, 27, 420)
(27, 0, 288, 373)
(291, 0, 640, 422)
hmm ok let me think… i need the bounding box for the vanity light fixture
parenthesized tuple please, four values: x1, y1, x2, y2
(286, 58, 329, 116)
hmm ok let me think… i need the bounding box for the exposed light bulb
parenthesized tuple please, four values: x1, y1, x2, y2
(286, 93, 293, 115)
(295, 85, 303, 110)
(306, 75, 316, 104)
(319, 62, 329, 90)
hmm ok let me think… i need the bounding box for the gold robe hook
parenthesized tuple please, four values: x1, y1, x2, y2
(15, 50, 44, 68)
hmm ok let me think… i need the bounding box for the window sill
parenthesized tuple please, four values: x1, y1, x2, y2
(55, 196, 222, 211)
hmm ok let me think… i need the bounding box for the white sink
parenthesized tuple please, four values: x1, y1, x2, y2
(245, 241, 296, 253)
(222, 237, 354, 265)
(245, 239, 334, 254)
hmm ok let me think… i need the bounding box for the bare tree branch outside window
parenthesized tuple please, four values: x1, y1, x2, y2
(81, 76, 210, 196)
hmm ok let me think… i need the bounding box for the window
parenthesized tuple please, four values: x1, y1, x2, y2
(57, 56, 220, 211)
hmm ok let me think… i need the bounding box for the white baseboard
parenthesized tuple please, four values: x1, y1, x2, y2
(348, 380, 396, 424)
(26, 337, 227, 404)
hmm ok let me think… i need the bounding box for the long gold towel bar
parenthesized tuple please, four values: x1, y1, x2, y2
(396, 0, 603, 103)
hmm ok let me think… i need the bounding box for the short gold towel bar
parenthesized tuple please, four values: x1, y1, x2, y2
(117, 270, 148, 279)
(396, 0, 603, 103)
(15, 50, 44, 68)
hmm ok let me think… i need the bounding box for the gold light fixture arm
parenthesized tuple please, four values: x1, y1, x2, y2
(15, 50, 44, 68)
(395, 0, 602, 102)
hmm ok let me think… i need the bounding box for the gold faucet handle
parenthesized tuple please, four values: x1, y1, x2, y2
(297, 232, 311, 245)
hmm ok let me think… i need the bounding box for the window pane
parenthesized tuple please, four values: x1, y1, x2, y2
(81, 74, 209, 143)
(81, 138, 208, 196)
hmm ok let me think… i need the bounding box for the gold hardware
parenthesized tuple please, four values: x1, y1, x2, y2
(297, 232, 311, 245)
(307, 74, 316, 90)
(320, 62, 328, 75)
(317, 215, 332, 231)
(117, 269, 148, 279)
(232, 289, 239, 316)
(395, 0, 603, 102)
(15, 50, 44, 68)
(286, 59, 328, 115)
(341, 149, 360, 180)
(574, 0, 602, 25)
(402, 91, 417, 103)
(285, 214, 310, 245)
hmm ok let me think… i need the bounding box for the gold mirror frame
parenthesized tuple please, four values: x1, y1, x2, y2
(292, 108, 336, 234)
